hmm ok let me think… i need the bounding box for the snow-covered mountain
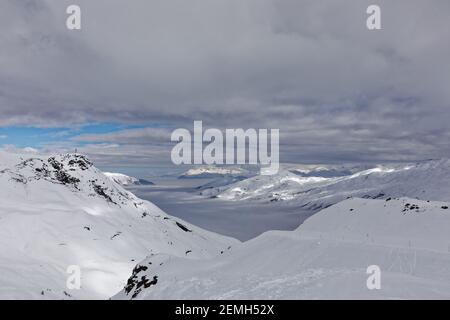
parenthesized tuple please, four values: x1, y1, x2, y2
(179, 166, 250, 179)
(196, 176, 249, 196)
(289, 167, 352, 178)
(285, 163, 373, 178)
(104, 172, 154, 186)
(3, 151, 450, 300)
(104, 172, 139, 185)
(0, 151, 237, 299)
(115, 197, 450, 299)
(212, 160, 450, 209)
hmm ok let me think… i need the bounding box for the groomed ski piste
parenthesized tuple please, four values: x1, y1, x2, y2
(116, 197, 450, 299)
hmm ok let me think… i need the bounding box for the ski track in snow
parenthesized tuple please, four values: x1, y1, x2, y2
(114, 197, 450, 300)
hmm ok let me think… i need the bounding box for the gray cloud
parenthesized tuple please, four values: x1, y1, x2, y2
(1, 0, 450, 168)
(72, 127, 173, 144)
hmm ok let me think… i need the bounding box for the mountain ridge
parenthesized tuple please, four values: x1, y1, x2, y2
(0, 151, 237, 299)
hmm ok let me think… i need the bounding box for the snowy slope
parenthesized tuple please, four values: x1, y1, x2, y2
(196, 176, 249, 197)
(0, 151, 237, 299)
(286, 163, 368, 178)
(210, 169, 329, 201)
(114, 197, 450, 299)
(213, 160, 450, 209)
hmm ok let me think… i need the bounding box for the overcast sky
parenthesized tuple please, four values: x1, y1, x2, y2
(1, 0, 450, 176)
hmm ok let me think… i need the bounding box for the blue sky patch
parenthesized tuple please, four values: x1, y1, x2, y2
(0, 123, 146, 148)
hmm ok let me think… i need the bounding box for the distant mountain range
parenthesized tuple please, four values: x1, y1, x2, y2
(178, 166, 252, 179)
(209, 160, 450, 209)
(104, 172, 154, 186)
